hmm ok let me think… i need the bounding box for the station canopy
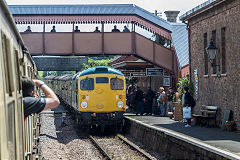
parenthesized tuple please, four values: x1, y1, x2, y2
(9, 4, 172, 40)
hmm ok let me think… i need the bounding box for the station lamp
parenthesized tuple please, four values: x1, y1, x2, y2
(205, 38, 221, 77)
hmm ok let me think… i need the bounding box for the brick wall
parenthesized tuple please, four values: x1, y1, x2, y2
(188, 0, 240, 129)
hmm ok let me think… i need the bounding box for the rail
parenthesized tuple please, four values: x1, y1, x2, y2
(89, 135, 113, 160)
(117, 134, 156, 160)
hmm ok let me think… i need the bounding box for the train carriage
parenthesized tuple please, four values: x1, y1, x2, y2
(0, 0, 40, 159)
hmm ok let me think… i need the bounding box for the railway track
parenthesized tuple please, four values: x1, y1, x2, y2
(89, 134, 156, 160)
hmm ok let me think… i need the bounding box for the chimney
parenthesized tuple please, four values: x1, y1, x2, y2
(164, 11, 180, 22)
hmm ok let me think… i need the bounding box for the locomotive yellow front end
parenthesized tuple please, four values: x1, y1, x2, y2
(77, 67, 126, 127)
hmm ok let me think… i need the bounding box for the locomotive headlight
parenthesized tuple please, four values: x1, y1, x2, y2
(81, 101, 88, 109)
(117, 101, 124, 108)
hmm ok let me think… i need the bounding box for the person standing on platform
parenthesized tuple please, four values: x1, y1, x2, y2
(145, 86, 156, 115)
(112, 25, 120, 32)
(134, 86, 144, 116)
(166, 87, 174, 115)
(94, 26, 101, 32)
(127, 85, 136, 112)
(123, 26, 130, 32)
(157, 87, 167, 116)
(74, 26, 80, 32)
(24, 26, 32, 32)
(182, 86, 196, 127)
(51, 26, 56, 32)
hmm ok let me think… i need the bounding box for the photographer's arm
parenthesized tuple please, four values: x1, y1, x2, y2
(33, 80, 60, 110)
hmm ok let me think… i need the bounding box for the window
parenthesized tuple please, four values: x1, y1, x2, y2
(221, 27, 226, 73)
(96, 77, 109, 83)
(212, 30, 217, 74)
(2, 34, 14, 96)
(204, 33, 208, 75)
(14, 51, 21, 93)
(80, 78, 94, 90)
(110, 78, 124, 90)
(17, 98, 24, 158)
(7, 101, 16, 160)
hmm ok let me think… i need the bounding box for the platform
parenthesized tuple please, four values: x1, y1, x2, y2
(124, 113, 240, 159)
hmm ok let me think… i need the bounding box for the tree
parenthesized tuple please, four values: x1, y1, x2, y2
(83, 58, 111, 69)
(152, 34, 165, 45)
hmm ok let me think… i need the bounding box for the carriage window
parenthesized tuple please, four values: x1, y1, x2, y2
(110, 78, 124, 90)
(7, 101, 16, 160)
(15, 51, 21, 93)
(17, 98, 24, 158)
(96, 77, 109, 83)
(2, 34, 14, 96)
(80, 78, 94, 90)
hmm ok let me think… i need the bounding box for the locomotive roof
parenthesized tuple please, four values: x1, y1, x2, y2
(44, 75, 56, 80)
(77, 66, 124, 77)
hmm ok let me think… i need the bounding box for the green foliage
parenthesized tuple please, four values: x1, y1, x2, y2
(38, 71, 44, 80)
(83, 58, 111, 69)
(153, 34, 166, 45)
(177, 77, 194, 104)
(225, 121, 235, 125)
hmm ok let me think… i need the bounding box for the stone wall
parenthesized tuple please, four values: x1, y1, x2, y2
(188, 0, 240, 129)
(124, 117, 236, 160)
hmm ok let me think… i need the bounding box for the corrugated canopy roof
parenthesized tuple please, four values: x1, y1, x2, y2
(180, 0, 218, 20)
(170, 23, 189, 67)
(8, 4, 172, 39)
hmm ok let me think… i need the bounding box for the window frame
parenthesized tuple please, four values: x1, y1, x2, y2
(110, 78, 124, 90)
(80, 78, 94, 90)
(96, 77, 109, 84)
(1, 33, 14, 96)
(204, 32, 208, 75)
(221, 27, 226, 74)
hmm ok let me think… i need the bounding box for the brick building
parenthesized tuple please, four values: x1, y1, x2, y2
(180, 0, 240, 129)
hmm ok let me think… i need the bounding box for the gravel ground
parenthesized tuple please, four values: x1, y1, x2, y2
(97, 136, 150, 160)
(39, 105, 103, 160)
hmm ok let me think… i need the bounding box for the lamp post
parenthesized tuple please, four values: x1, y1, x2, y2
(205, 38, 221, 77)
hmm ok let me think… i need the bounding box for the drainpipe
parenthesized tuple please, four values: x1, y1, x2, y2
(183, 20, 192, 82)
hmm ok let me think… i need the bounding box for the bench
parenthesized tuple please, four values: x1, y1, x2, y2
(193, 105, 218, 127)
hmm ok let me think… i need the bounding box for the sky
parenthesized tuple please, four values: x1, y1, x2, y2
(6, 0, 207, 20)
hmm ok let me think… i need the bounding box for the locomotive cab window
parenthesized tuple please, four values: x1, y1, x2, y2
(110, 78, 124, 90)
(80, 78, 94, 90)
(96, 77, 109, 83)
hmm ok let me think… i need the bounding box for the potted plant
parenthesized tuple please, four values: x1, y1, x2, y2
(173, 77, 194, 121)
(225, 121, 235, 131)
(177, 77, 194, 105)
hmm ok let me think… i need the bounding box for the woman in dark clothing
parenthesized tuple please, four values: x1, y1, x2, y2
(145, 87, 156, 115)
(182, 86, 192, 127)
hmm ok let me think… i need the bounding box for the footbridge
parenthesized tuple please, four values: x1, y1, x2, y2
(9, 4, 178, 74)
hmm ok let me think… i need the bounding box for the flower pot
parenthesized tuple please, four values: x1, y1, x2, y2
(173, 102, 182, 121)
(168, 112, 173, 119)
(225, 123, 232, 132)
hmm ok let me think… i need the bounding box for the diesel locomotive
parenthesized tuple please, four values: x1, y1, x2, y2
(45, 66, 126, 130)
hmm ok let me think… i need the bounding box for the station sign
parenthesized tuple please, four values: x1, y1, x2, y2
(146, 68, 164, 76)
(130, 72, 146, 77)
(163, 76, 170, 86)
